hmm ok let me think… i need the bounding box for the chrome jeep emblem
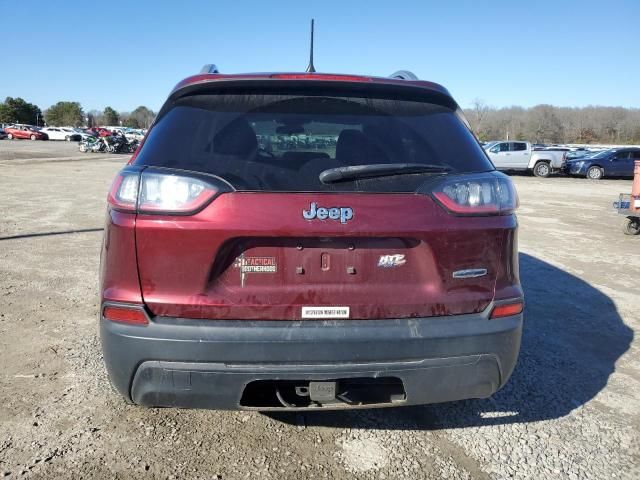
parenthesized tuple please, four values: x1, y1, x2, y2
(303, 202, 353, 224)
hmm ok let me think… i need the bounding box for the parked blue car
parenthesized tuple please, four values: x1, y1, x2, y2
(564, 148, 640, 179)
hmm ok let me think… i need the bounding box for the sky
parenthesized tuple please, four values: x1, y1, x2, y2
(1, 0, 638, 113)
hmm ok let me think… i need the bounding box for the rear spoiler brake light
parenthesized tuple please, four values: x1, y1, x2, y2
(269, 74, 372, 82)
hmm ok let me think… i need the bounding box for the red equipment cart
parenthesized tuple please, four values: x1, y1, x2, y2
(614, 160, 640, 235)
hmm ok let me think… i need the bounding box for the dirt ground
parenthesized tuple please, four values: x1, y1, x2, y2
(0, 140, 638, 479)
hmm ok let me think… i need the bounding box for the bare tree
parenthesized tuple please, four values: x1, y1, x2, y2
(470, 98, 489, 137)
(463, 104, 640, 144)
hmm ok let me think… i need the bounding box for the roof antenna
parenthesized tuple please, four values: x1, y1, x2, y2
(306, 19, 316, 73)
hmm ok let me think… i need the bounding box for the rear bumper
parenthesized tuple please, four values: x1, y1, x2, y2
(100, 304, 523, 410)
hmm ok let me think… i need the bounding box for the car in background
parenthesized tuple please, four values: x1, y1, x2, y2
(564, 148, 640, 179)
(73, 128, 96, 140)
(88, 127, 113, 137)
(4, 124, 48, 140)
(485, 140, 566, 177)
(124, 129, 145, 141)
(0, 128, 7, 140)
(565, 150, 593, 161)
(60, 127, 85, 140)
(40, 127, 82, 141)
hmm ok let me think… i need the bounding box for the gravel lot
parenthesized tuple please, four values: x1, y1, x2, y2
(0, 140, 638, 479)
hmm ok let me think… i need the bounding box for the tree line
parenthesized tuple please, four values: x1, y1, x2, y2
(464, 100, 640, 145)
(3, 95, 638, 144)
(0, 97, 155, 129)
(0, 97, 42, 126)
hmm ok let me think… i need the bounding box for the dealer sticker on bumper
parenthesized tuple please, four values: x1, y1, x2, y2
(302, 306, 350, 319)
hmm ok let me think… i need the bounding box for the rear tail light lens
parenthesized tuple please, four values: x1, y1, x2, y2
(490, 301, 524, 319)
(107, 168, 222, 214)
(107, 172, 139, 211)
(432, 172, 518, 215)
(103, 305, 149, 325)
(138, 172, 217, 213)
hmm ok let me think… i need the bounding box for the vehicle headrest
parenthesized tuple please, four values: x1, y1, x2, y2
(336, 129, 386, 165)
(213, 118, 258, 156)
(336, 129, 369, 165)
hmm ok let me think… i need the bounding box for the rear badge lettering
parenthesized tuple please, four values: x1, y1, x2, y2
(303, 202, 353, 224)
(452, 268, 487, 278)
(234, 257, 277, 273)
(302, 306, 350, 319)
(378, 254, 406, 268)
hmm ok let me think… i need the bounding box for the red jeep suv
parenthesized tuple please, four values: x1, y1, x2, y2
(100, 69, 523, 410)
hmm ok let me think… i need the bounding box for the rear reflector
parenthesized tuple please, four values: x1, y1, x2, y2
(103, 305, 149, 325)
(490, 301, 523, 319)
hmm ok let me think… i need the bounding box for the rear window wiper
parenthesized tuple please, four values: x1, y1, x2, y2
(319, 163, 451, 184)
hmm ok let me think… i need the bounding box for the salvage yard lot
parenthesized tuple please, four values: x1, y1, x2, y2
(0, 140, 638, 479)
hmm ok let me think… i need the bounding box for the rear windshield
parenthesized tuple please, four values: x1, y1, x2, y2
(134, 93, 493, 192)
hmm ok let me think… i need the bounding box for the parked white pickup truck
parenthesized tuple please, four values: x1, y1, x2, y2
(484, 141, 566, 177)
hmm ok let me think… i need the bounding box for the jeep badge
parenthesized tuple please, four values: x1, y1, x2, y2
(303, 202, 353, 224)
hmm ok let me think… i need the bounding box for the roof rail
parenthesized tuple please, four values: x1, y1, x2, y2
(200, 64, 220, 74)
(389, 70, 418, 80)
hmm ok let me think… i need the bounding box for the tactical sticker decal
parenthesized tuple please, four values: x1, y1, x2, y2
(234, 257, 278, 273)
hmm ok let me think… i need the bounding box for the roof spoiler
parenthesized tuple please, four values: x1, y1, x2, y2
(197, 65, 418, 80)
(389, 70, 418, 80)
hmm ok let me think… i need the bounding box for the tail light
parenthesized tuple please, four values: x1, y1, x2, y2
(490, 300, 524, 319)
(102, 304, 149, 325)
(138, 172, 218, 213)
(107, 168, 228, 215)
(107, 171, 139, 211)
(432, 172, 518, 215)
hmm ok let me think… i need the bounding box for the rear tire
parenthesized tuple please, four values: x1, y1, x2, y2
(623, 217, 640, 235)
(65, 136, 70, 141)
(7, 133, 13, 139)
(30, 134, 36, 140)
(587, 166, 603, 180)
(533, 161, 551, 178)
